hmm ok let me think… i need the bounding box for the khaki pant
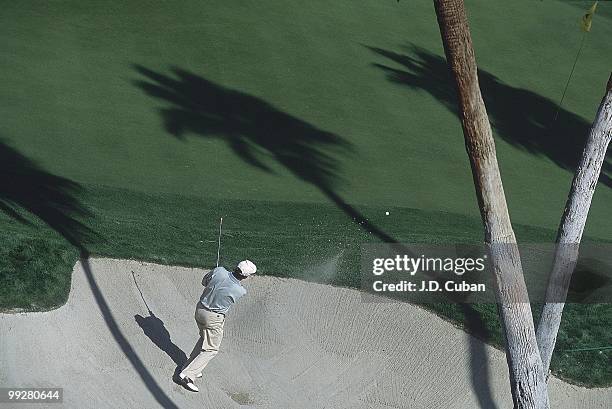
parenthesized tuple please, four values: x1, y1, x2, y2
(181, 304, 225, 380)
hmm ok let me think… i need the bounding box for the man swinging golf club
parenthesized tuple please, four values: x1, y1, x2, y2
(177, 259, 256, 392)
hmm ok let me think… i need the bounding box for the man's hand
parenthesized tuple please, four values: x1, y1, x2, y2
(202, 270, 214, 286)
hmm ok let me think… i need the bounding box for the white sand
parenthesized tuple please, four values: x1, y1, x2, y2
(0, 258, 610, 408)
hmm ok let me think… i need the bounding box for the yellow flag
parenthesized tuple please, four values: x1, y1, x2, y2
(581, 1, 598, 32)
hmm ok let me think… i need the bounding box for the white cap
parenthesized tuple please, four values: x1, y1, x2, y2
(237, 260, 257, 277)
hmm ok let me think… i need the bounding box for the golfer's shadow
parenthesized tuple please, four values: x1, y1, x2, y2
(135, 311, 205, 381)
(135, 312, 186, 370)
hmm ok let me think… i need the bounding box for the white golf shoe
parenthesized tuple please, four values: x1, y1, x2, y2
(178, 373, 199, 392)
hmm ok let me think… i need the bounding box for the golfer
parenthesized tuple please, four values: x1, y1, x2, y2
(178, 260, 257, 392)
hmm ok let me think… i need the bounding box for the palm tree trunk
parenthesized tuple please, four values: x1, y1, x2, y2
(536, 73, 612, 373)
(432, 1, 549, 407)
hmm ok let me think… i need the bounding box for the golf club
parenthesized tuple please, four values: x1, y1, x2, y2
(216, 217, 223, 267)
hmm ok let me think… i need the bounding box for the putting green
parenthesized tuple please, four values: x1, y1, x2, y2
(1, 0, 610, 239)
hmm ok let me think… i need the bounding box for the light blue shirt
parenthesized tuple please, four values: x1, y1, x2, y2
(199, 267, 246, 314)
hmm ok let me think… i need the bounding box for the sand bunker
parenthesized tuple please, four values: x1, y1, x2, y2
(1, 258, 610, 408)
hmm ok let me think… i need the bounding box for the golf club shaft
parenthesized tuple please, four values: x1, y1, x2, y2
(216, 217, 223, 267)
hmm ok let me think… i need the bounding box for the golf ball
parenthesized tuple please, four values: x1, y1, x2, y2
(385, 211, 389, 216)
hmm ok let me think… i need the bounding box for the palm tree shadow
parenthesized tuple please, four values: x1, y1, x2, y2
(133, 65, 397, 242)
(461, 304, 500, 409)
(0, 139, 97, 249)
(366, 44, 611, 188)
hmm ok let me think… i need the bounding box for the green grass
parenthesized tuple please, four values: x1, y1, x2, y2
(0, 0, 610, 387)
(0, 236, 76, 311)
